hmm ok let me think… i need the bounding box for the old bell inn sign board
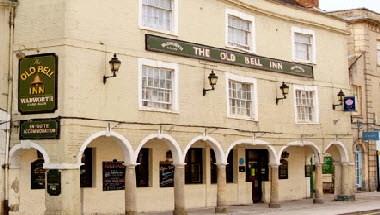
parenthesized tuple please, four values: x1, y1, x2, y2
(146, 34, 313, 78)
(20, 118, 60, 140)
(18, 53, 58, 114)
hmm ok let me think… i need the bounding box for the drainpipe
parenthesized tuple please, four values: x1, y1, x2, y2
(3, 1, 17, 214)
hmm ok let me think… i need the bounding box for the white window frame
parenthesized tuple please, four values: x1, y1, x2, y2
(138, 58, 179, 113)
(138, 0, 179, 36)
(293, 85, 319, 124)
(225, 9, 256, 53)
(291, 27, 316, 64)
(225, 73, 258, 121)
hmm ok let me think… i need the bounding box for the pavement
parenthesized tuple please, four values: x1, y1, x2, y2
(145, 192, 380, 215)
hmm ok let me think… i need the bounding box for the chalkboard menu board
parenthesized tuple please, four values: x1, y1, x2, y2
(103, 161, 125, 191)
(279, 159, 288, 179)
(160, 162, 174, 187)
(31, 159, 45, 189)
(47, 169, 61, 196)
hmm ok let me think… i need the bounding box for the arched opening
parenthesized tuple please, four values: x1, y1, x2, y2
(223, 139, 278, 205)
(182, 136, 224, 209)
(8, 141, 50, 215)
(278, 141, 321, 202)
(134, 133, 182, 213)
(77, 131, 134, 214)
(324, 141, 353, 200)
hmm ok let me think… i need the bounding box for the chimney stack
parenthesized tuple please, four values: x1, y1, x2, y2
(295, 0, 319, 8)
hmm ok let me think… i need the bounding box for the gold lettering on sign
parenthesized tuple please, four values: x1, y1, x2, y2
(193, 47, 210, 58)
(269, 61, 283, 70)
(220, 52, 236, 62)
(245, 57, 263, 67)
(20, 66, 54, 81)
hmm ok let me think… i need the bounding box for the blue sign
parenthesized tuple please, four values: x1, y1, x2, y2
(362, 132, 380, 140)
(344, 96, 356, 112)
(239, 158, 245, 165)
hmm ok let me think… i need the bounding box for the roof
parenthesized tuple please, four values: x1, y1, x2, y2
(329, 8, 380, 25)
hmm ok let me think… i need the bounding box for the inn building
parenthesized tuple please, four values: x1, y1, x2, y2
(331, 8, 380, 192)
(2, 0, 357, 214)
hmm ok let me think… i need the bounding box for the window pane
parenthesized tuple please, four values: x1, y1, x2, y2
(228, 15, 252, 50)
(142, 65, 173, 110)
(136, 148, 150, 187)
(142, 0, 173, 31)
(295, 89, 315, 122)
(228, 80, 253, 117)
(226, 150, 234, 183)
(210, 149, 217, 184)
(185, 148, 203, 184)
(80, 148, 93, 188)
(294, 33, 313, 61)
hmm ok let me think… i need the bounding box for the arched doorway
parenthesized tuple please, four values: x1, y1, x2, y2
(354, 144, 364, 190)
(77, 131, 134, 214)
(8, 141, 50, 215)
(324, 141, 353, 201)
(134, 133, 182, 213)
(225, 139, 278, 206)
(279, 141, 322, 203)
(183, 136, 224, 209)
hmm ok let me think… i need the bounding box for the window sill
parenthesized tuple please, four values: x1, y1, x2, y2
(227, 115, 258, 122)
(139, 107, 179, 114)
(295, 122, 320, 125)
(293, 58, 316, 65)
(139, 26, 178, 37)
(225, 44, 255, 54)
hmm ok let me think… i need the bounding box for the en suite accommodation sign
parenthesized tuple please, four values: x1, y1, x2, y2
(18, 53, 58, 114)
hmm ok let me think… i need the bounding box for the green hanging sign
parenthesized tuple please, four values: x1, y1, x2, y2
(18, 53, 58, 114)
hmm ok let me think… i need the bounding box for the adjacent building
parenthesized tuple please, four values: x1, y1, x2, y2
(331, 8, 380, 192)
(3, 0, 356, 214)
(0, 0, 17, 213)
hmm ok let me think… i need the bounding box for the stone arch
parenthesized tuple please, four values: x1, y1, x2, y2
(77, 130, 135, 165)
(278, 141, 321, 164)
(9, 140, 50, 168)
(184, 135, 225, 165)
(324, 141, 349, 163)
(136, 133, 183, 164)
(226, 139, 279, 165)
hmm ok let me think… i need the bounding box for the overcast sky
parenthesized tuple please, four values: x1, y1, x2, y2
(319, 0, 380, 13)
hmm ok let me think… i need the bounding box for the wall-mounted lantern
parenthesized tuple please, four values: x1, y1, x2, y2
(203, 70, 218, 96)
(275, 82, 290, 105)
(332, 89, 345, 110)
(103, 53, 121, 84)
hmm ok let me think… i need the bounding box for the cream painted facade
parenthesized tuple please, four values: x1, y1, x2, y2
(4, 0, 357, 214)
(331, 9, 380, 192)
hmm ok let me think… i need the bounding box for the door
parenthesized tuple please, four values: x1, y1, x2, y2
(246, 149, 269, 203)
(355, 145, 363, 189)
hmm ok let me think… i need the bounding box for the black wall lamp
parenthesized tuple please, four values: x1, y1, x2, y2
(332, 89, 345, 110)
(276, 82, 290, 105)
(203, 70, 218, 96)
(103, 53, 121, 84)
